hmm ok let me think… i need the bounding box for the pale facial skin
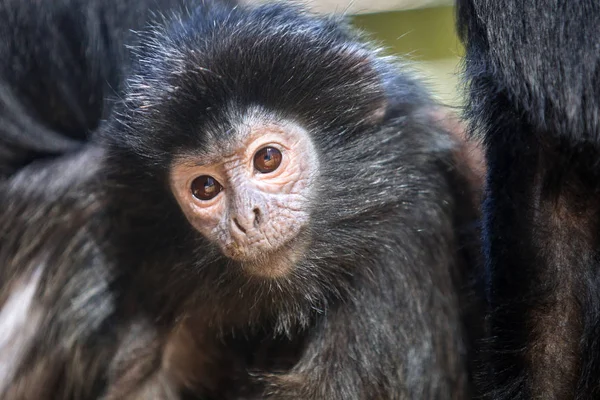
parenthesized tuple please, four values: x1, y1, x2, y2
(170, 113, 319, 278)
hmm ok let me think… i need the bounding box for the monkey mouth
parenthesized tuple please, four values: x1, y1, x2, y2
(222, 240, 284, 262)
(222, 246, 293, 279)
(223, 230, 291, 261)
(221, 235, 308, 279)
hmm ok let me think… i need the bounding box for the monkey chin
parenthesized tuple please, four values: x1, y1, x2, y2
(224, 237, 309, 280)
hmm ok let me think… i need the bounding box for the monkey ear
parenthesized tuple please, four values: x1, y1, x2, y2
(330, 45, 390, 125)
(368, 99, 389, 124)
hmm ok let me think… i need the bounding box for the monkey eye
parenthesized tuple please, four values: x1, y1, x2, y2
(254, 146, 282, 174)
(191, 175, 223, 200)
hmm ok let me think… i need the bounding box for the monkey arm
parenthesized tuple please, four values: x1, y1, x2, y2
(477, 117, 595, 399)
(457, 0, 600, 397)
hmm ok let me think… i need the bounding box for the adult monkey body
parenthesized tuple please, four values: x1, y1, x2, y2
(0, 1, 483, 399)
(0, 0, 194, 178)
(0, 0, 210, 397)
(457, 1, 600, 398)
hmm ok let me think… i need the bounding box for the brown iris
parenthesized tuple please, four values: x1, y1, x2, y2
(191, 175, 222, 200)
(254, 146, 282, 173)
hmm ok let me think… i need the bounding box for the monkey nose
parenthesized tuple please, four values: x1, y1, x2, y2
(231, 207, 262, 235)
(232, 217, 248, 234)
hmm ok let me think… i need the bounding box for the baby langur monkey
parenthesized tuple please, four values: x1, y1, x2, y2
(99, 2, 483, 399)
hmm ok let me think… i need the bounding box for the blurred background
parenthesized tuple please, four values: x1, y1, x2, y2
(247, 0, 463, 107)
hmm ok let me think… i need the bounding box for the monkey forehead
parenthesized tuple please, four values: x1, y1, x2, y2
(175, 108, 313, 163)
(130, 3, 389, 138)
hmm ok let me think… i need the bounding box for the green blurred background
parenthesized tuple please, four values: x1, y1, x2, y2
(352, 5, 463, 106)
(246, 1, 463, 106)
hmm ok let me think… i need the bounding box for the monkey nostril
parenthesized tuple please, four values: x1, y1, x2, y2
(253, 207, 261, 226)
(233, 217, 246, 234)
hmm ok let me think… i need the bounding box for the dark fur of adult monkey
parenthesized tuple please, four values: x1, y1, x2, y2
(0, 0, 208, 397)
(0, 0, 216, 178)
(457, 0, 600, 399)
(0, 1, 483, 399)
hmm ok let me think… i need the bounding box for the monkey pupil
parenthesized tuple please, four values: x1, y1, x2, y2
(191, 175, 221, 200)
(254, 147, 282, 173)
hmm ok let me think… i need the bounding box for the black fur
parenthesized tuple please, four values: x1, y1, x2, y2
(100, 2, 481, 398)
(457, 1, 600, 398)
(0, 0, 189, 178)
(0, 149, 118, 398)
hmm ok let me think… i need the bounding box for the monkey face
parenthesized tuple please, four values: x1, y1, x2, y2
(170, 112, 319, 278)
